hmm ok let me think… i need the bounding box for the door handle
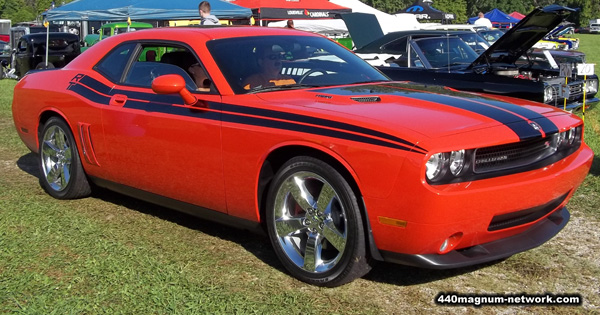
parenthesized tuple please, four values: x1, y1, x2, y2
(110, 94, 127, 107)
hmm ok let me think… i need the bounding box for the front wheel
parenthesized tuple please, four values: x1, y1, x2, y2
(266, 156, 371, 287)
(39, 117, 91, 199)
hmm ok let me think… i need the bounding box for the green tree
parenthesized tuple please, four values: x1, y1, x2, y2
(434, 0, 468, 23)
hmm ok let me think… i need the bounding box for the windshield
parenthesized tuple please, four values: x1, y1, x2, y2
(478, 30, 505, 44)
(413, 37, 479, 69)
(455, 33, 489, 54)
(207, 35, 389, 94)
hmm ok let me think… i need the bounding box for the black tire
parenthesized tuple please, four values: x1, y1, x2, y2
(35, 62, 55, 70)
(266, 156, 371, 287)
(38, 117, 91, 199)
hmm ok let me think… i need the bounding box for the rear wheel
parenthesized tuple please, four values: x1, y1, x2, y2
(266, 156, 371, 287)
(39, 117, 91, 199)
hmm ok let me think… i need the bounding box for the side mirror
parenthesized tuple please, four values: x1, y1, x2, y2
(151, 74, 198, 105)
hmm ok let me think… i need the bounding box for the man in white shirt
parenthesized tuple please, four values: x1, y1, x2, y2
(474, 12, 493, 28)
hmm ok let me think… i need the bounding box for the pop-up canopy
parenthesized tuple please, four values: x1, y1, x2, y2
(468, 8, 521, 27)
(228, 0, 351, 20)
(45, 0, 252, 21)
(397, 0, 455, 21)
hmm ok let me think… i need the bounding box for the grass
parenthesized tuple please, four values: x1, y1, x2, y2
(1, 37, 600, 313)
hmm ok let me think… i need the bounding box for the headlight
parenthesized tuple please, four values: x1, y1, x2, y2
(566, 128, 577, 145)
(426, 153, 447, 182)
(544, 85, 555, 103)
(426, 150, 472, 183)
(449, 150, 466, 176)
(586, 79, 598, 94)
(552, 126, 582, 152)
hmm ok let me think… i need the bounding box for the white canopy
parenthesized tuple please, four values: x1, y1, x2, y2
(268, 0, 420, 36)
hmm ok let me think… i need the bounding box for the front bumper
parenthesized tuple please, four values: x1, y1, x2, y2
(379, 206, 569, 269)
(558, 97, 599, 111)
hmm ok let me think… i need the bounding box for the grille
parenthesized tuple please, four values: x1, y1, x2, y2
(488, 192, 569, 231)
(474, 136, 555, 173)
(550, 82, 584, 101)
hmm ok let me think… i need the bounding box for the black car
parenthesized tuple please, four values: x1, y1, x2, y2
(342, 6, 598, 110)
(0, 40, 10, 64)
(14, 32, 80, 78)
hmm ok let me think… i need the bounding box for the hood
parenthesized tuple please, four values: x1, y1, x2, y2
(339, 13, 385, 50)
(255, 83, 564, 145)
(470, 5, 577, 67)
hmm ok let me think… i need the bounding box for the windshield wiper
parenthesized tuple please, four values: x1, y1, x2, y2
(246, 83, 320, 94)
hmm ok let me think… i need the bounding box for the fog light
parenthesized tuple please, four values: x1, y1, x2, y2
(438, 232, 463, 254)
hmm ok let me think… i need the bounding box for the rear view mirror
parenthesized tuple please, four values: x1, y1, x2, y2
(152, 74, 197, 105)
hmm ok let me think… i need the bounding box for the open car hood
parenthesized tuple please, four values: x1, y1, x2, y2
(470, 5, 577, 67)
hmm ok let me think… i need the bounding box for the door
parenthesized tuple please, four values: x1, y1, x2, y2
(94, 41, 227, 213)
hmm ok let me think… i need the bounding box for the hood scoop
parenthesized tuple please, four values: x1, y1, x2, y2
(351, 96, 381, 103)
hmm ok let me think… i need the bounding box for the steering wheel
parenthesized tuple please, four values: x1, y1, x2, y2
(298, 68, 328, 84)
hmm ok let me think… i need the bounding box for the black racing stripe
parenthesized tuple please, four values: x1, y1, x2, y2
(473, 98, 559, 135)
(77, 75, 186, 105)
(379, 86, 542, 140)
(123, 100, 222, 120)
(122, 100, 414, 151)
(220, 103, 426, 153)
(78, 75, 113, 95)
(69, 75, 425, 154)
(220, 112, 414, 152)
(68, 83, 111, 105)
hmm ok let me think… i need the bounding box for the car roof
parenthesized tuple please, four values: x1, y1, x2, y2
(354, 30, 467, 54)
(20, 32, 80, 41)
(66, 26, 322, 69)
(100, 22, 153, 28)
(97, 25, 321, 42)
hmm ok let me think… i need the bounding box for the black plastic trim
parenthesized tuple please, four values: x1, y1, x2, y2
(89, 177, 265, 234)
(379, 207, 569, 269)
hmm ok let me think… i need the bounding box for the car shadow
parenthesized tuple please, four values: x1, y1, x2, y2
(16, 152, 40, 178)
(590, 154, 600, 176)
(363, 260, 503, 286)
(15, 152, 507, 287)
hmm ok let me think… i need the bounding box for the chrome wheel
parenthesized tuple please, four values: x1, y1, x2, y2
(38, 117, 91, 199)
(266, 156, 371, 286)
(273, 171, 347, 273)
(41, 125, 73, 192)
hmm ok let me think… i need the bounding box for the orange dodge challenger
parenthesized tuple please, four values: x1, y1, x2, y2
(12, 26, 593, 287)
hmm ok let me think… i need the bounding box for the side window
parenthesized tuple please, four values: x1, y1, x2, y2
(122, 44, 207, 92)
(18, 40, 28, 53)
(102, 28, 111, 37)
(95, 42, 136, 82)
(409, 46, 424, 68)
(382, 37, 407, 53)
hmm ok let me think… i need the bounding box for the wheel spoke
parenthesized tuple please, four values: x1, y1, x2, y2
(54, 129, 67, 150)
(289, 175, 315, 211)
(275, 217, 306, 237)
(46, 164, 60, 184)
(42, 140, 60, 158)
(321, 220, 346, 252)
(60, 163, 71, 188)
(63, 146, 72, 161)
(316, 184, 335, 214)
(303, 232, 322, 272)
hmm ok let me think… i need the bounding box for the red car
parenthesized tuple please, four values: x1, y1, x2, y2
(12, 26, 593, 287)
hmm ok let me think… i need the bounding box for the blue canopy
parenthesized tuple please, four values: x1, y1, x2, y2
(468, 8, 521, 26)
(46, 0, 252, 21)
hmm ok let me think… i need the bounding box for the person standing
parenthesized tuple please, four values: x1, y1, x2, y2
(199, 1, 220, 25)
(473, 12, 493, 28)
